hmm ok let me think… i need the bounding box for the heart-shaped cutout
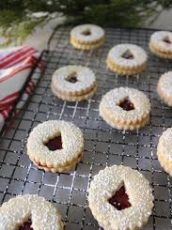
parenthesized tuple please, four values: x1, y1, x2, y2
(66, 72, 78, 83)
(19, 219, 33, 230)
(108, 185, 131, 210)
(163, 36, 171, 44)
(81, 29, 91, 36)
(118, 98, 135, 111)
(45, 135, 63, 151)
(121, 49, 134, 59)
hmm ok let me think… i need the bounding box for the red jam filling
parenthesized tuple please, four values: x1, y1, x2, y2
(81, 29, 91, 36)
(45, 135, 62, 151)
(119, 98, 134, 111)
(121, 49, 134, 59)
(66, 72, 78, 83)
(163, 36, 171, 44)
(108, 186, 131, 210)
(18, 219, 33, 230)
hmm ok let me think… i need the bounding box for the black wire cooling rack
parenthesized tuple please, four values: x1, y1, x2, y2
(1, 27, 172, 230)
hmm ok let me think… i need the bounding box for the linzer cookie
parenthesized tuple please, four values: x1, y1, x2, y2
(88, 165, 154, 230)
(149, 31, 172, 58)
(51, 65, 97, 102)
(27, 120, 84, 173)
(106, 44, 147, 75)
(157, 128, 172, 176)
(0, 194, 63, 230)
(157, 71, 172, 106)
(99, 87, 151, 130)
(70, 24, 105, 50)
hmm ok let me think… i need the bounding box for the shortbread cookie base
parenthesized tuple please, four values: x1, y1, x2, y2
(32, 152, 83, 173)
(100, 103, 150, 130)
(149, 43, 172, 59)
(52, 84, 97, 102)
(107, 58, 146, 75)
(71, 35, 105, 45)
(70, 37, 105, 50)
(88, 165, 154, 230)
(0, 195, 63, 230)
(157, 128, 172, 176)
(51, 80, 96, 97)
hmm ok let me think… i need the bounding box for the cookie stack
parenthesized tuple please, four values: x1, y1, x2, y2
(27, 120, 84, 173)
(70, 24, 105, 50)
(149, 31, 172, 59)
(99, 87, 151, 130)
(51, 65, 97, 102)
(88, 165, 154, 230)
(106, 44, 147, 75)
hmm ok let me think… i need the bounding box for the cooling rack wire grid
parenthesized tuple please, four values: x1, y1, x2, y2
(0, 27, 172, 230)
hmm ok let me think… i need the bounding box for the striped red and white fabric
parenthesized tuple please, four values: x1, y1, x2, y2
(0, 46, 44, 131)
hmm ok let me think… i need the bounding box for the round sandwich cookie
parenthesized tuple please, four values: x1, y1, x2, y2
(51, 65, 97, 102)
(88, 165, 154, 230)
(106, 44, 147, 75)
(0, 194, 63, 230)
(27, 120, 84, 173)
(70, 24, 105, 50)
(99, 87, 151, 130)
(157, 128, 172, 176)
(149, 31, 172, 59)
(157, 71, 172, 106)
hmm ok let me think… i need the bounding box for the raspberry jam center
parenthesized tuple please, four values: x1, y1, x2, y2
(45, 135, 62, 151)
(108, 186, 131, 210)
(163, 36, 171, 44)
(119, 98, 135, 111)
(66, 72, 78, 83)
(121, 49, 134, 59)
(18, 219, 33, 230)
(81, 29, 91, 36)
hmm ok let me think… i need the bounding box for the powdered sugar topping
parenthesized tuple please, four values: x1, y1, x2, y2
(158, 128, 172, 160)
(100, 87, 151, 121)
(70, 24, 105, 42)
(27, 120, 84, 168)
(107, 44, 147, 67)
(52, 65, 96, 94)
(88, 165, 153, 230)
(158, 71, 172, 96)
(150, 31, 172, 52)
(0, 194, 63, 230)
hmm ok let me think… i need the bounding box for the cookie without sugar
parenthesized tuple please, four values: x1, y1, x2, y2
(106, 44, 147, 75)
(51, 65, 97, 102)
(70, 24, 105, 50)
(27, 120, 84, 173)
(149, 31, 172, 59)
(0, 194, 63, 230)
(99, 87, 151, 130)
(157, 71, 172, 106)
(88, 165, 154, 230)
(157, 128, 172, 176)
